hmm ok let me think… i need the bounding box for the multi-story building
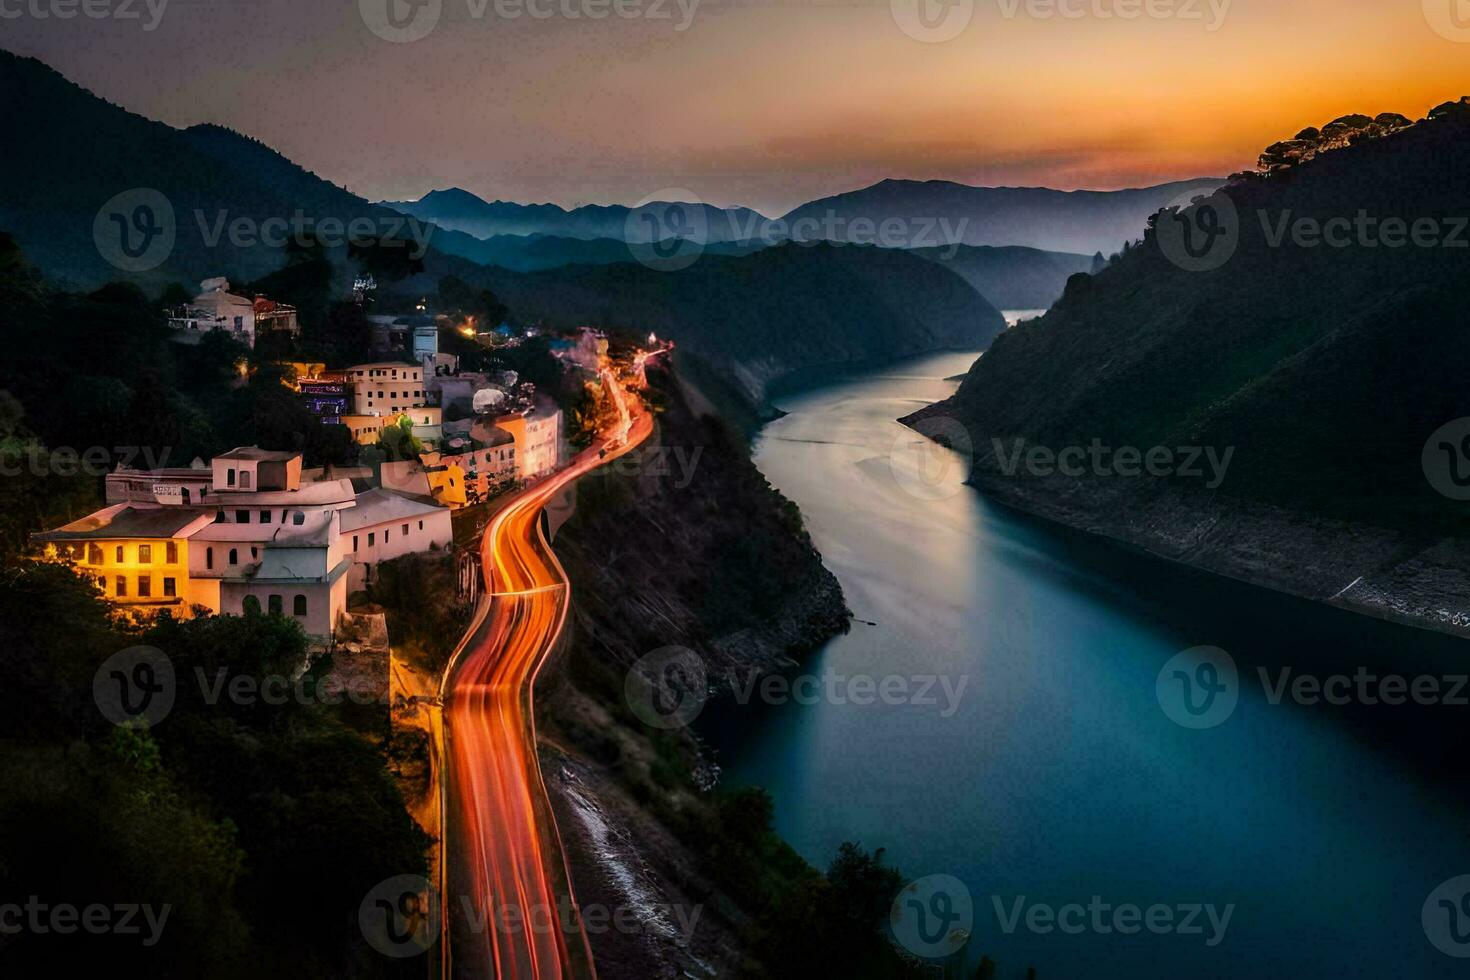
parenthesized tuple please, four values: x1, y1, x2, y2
(495, 404, 561, 479)
(342, 362, 427, 416)
(34, 447, 453, 642)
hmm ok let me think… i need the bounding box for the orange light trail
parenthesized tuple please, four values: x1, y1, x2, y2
(440, 363, 653, 979)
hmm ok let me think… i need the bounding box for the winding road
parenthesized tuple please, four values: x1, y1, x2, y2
(439, 365, 650, 979)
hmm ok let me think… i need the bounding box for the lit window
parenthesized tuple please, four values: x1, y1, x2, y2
(138, 544, 152, 564)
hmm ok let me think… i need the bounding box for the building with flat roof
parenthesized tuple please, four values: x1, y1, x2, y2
(36, 446, 454, 642)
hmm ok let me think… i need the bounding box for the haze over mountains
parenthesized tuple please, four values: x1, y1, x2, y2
(0, 49, 1004, 413)
(908, 98, 1470, 636)
(386, 177, 1224, 257)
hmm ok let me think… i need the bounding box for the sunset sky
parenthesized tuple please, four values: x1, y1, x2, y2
(4, 0, 1468, 213)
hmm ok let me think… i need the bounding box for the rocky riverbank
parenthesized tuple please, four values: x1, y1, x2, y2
(531, 361, 858, 977)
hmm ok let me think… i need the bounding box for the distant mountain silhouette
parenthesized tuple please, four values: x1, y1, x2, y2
(908, 98, 1470, 636)
(453, 240, 1007, 412)
(383, 188, 771, 244)
(0, 49, 1005, 415)
(779, 178, 1225, 255)
(911, 244, 1095, 310)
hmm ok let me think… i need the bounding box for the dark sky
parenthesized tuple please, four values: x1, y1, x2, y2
(3, 0, 1466, 213)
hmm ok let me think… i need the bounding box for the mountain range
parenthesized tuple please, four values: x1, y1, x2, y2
(0, 49, 1005, 414)
(387, 177, 1223, 258)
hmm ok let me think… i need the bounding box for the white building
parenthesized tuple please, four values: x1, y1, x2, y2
(340, 488, 453, 590)
(38, 447, 454, 642)
(168, 278, 256, 347)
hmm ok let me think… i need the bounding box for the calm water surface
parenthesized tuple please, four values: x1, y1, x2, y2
(702, 349, 1470, 978)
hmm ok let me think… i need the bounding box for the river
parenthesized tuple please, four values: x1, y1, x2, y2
(701, 348, 1470, 978)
